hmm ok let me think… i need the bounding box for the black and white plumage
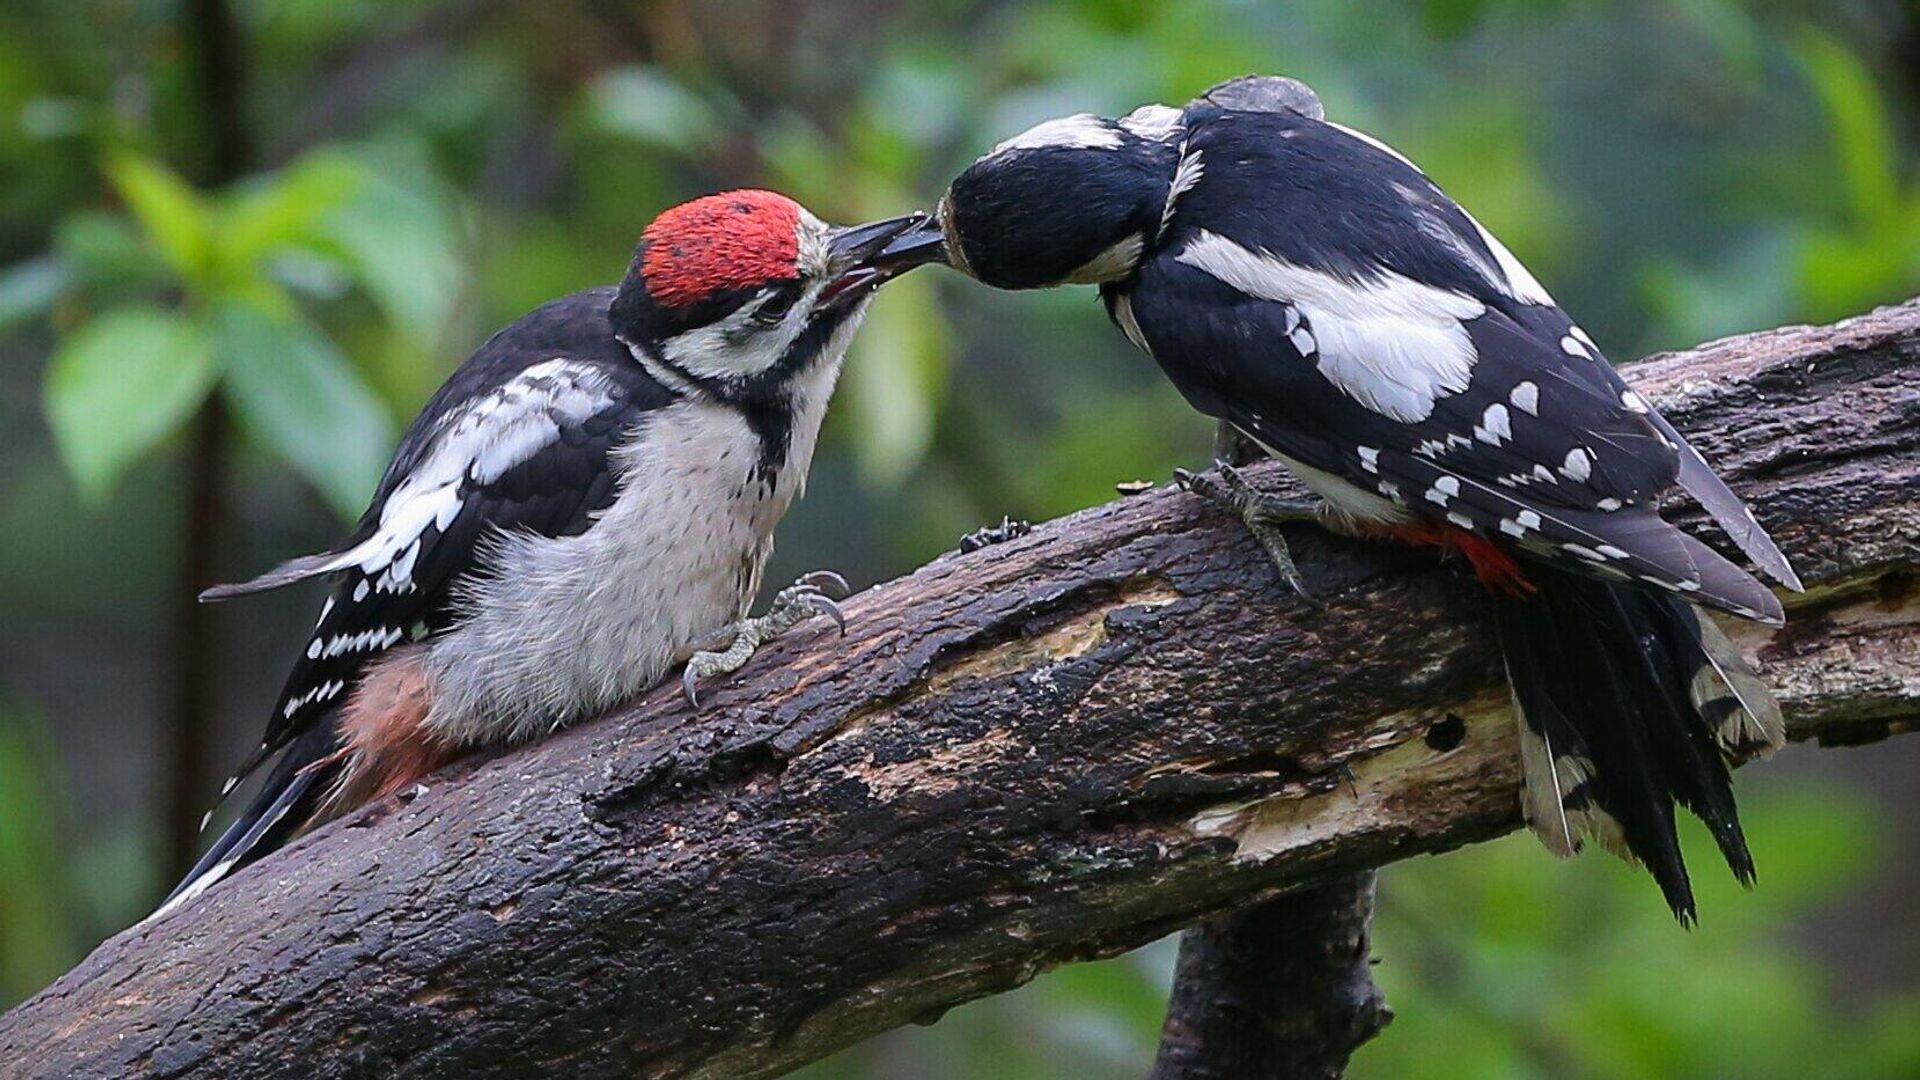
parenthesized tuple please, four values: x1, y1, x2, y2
(159, 193, 925, 917)
(894, 77, 1798, 919)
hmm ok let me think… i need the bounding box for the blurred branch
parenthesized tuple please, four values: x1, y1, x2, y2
(3, 301, 1918, 1079)
(1150, 875, 1390, 1080)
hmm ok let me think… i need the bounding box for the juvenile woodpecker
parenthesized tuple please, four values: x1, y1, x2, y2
(160, 191, 925, 917)
(881, 77, 1801, 919)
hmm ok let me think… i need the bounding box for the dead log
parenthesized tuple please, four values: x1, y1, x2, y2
(3, 301, 1916, 1080)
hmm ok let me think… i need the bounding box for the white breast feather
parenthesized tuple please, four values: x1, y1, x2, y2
(420, 308, 863, 744)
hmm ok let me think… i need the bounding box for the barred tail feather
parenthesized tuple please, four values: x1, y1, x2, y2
(149, 725, 340, 921)
(1682, 607, 1786, 763)
(1495, 564, 1780, 920)
(199, 551, 344, 601)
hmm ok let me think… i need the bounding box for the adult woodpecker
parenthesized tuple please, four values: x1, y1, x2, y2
(158, 191, 926, 918)
(879, 77, 1800, 919)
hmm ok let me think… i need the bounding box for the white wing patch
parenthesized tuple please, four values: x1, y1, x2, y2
(1176, 230, 1484, 422)
(989, 113, 1121, 156)
(1118, 103, 1182, 142)
(320, 359, 616, 598)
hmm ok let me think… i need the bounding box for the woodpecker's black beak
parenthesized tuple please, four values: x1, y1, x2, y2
(820, 213, 933, 309)
(868, 215, 949, 272)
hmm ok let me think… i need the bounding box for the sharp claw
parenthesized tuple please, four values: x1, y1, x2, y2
(799, 570, 850, 598)
(682, 664, 702, 710)
(808, 594, 848, 636)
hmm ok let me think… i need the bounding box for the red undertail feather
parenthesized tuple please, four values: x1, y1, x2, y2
(309, 647, 459, 819)
(1390, 523, 1535, 597)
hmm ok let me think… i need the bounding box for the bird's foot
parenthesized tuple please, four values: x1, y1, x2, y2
(682, 571, 850, 708)
(959, 516, 1032, 553)
(1175, 464, 1322, 602)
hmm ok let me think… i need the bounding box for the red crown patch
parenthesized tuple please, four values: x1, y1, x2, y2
(641, 190, 803, 309)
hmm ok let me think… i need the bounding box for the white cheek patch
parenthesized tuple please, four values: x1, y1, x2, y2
(989, 114, 1122, 156)
(661, 211, 829, 380)
(1176, 230, 1484, 422)
(1064, 233, 1145, 284)
(659, 282, 824, 380)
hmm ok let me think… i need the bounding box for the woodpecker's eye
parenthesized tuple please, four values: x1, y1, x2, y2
(751, 286, 800, 325)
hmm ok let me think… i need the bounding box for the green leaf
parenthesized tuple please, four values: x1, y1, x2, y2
(52, 211, 165, 290)
(307, 142, 464, 347)
(102, 151, 212, 283)
(43, 305, 216, 502)
(217, 152, 366, 270)
(1797, 29, 1899, 229)
(583, 66, 721, 153)
(213, 299, 393, 520)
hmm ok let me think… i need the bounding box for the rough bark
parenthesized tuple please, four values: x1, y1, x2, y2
(4, 302, 1917, 1079)
(1146, 427, 1391, 1080)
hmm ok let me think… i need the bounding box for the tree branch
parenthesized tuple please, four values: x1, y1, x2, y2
(1146, 426, 1391, 1080)
(5, 302, 1917, 1079)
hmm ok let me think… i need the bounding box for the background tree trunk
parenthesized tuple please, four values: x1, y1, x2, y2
(164, 0, 249, 884)
(3, 302, 1916, 1079)
(1149, 874, 1391, 1080)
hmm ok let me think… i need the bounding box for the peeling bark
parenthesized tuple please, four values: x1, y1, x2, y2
(3, 302, 1917, 1079)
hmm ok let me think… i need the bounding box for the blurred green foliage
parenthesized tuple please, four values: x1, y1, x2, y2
(0, 0, 1915, 1075)
(28, 143, 453, 517)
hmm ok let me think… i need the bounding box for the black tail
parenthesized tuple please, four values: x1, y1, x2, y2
(151, 725, 341, 920)
(1494, 563, 1784, 923)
